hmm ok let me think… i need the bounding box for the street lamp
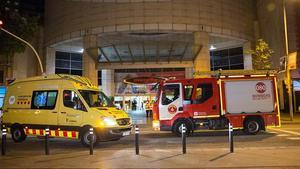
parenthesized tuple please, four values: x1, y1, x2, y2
(283, 0, 294, 120)
(0, 20, 45, 75)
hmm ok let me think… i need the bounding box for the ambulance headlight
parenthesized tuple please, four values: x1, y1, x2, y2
(103, 117, 118, 127)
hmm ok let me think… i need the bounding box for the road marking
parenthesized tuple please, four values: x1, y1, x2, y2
(287, 137, 300, 140)
(269, 128, 300, 136)
(267, 131, 277, 134)
(277, 134, 291, 137)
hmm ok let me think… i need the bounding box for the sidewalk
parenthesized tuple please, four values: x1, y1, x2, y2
(1, 146, 300, 168)
(280, 112, 300, 124)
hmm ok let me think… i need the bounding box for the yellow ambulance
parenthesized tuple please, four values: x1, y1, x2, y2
(1, 74, 132, 146)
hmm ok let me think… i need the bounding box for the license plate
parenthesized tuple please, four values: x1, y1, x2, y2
(122, 131, 131, 136)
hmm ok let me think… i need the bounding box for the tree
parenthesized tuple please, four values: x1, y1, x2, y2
(0, 0, 39, 58)
(248, 39, 274, 70)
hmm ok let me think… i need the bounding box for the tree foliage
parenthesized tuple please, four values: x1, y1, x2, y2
(0, 1, 39, 57)
(248, 39, 274, 70)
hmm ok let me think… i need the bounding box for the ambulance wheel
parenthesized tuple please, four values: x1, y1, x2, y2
(80, 127, 97, 147)
(11, 125, 27, 143)
(173, 120, 192, 137)
(244, 118, 261, 135)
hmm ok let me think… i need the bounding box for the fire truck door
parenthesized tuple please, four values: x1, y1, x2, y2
(185, 81, 219, 117)
(159, 83, 183, 120)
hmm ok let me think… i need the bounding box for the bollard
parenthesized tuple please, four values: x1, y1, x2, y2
(229, 123, 234, 153)
(45, 128, 50, 155)
(89, 128, 94, 155)
(135, 125, 139, 155)
(181, 124, 186, 154)
(1, 126, 7, 156)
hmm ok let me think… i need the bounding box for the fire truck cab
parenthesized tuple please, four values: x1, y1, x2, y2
(152, 72, 280, 136)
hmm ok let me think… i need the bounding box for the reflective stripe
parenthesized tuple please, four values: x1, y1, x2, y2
(23, 128, 78, 139)
(71, 131, 77, 138)
(40, 129, 44, 135)
(63, 131, 68, 137)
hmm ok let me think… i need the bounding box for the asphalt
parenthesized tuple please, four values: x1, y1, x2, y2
(0, 111, 300, 168)
(280, 112, 300, 124)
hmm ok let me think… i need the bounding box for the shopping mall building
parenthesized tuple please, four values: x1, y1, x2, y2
(0, 0, 299, 111)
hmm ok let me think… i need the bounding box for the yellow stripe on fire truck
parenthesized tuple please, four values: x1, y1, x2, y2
(24, 128, 79, 139)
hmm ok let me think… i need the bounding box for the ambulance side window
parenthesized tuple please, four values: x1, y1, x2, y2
(193, 83, 213, 104)
(63, 90, 86, 111)
(31, 90, 58, 109)
(161, 84, 180, 105)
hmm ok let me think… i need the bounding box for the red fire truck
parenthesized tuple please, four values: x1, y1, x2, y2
(152, 72, 281, 136)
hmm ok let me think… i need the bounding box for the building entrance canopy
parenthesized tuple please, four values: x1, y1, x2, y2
(53, 32, 245, 67)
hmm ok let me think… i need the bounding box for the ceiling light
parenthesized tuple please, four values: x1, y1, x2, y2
(210, 45, 216, 51)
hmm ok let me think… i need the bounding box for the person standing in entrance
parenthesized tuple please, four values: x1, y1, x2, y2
(145, 98, 152, 118)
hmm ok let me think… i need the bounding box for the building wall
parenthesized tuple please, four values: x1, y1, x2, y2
(286, 1, 300, 52)
(44, 0, 256, 46)
(256, 0, 286, 70)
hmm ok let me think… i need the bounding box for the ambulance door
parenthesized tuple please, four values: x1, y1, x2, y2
(31, 90, 59, 125)
(159, 83, 183, 120)
(58, 90, 84, 127)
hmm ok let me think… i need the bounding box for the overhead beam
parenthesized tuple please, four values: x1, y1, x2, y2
(98, 61, 194, 70)
(127, 44, 135, 63)
(156, 42, 160, 63)
(143, 42, 146, 63)
(180, 42, 189, 62)
(99, 47, 111, 63)
(112, 45, 122, 62)
(168, 42, 174, 63)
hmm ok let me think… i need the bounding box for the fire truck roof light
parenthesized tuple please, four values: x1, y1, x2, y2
(228, 75, 245, 78)
(250, 75, 267, 77)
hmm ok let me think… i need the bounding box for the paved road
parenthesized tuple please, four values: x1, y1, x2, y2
(0, 121, 300, 168)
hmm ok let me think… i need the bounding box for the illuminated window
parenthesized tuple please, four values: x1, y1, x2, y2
(210, 47, 244, 71)
(55, 51, 82, 75)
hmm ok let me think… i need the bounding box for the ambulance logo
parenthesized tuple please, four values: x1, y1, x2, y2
(168, 105, 177, 114)
(9, 96, 15, 105)
(255, 82, 266, 93)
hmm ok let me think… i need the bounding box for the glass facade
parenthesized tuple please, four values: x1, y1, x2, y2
(0, 70, 3, 83)
(210, 47, 244, 71)
(55, 51, 83, 75)
(0, 86, 6, 109)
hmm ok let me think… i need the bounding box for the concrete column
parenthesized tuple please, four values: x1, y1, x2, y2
(45, 47, 56, 75)
(101, 69, 115, 97)
(243, 41, 253, 70)
(13, 47, 37, 79)
(185, 67, 194, 79)
(193, 32, 210, 77)
(83, 35, 99, 86)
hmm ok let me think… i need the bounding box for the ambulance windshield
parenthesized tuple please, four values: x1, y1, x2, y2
(79, 90, 115, 107)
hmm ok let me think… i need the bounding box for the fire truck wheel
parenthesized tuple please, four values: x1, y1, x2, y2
(244, 119, 261, 135)
(173, 120, 192, 137)
(80, 127, 97, 147)
(11, 125, 27, 142)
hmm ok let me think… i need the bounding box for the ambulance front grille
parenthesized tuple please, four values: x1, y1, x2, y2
(116, 118, 131, 126)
